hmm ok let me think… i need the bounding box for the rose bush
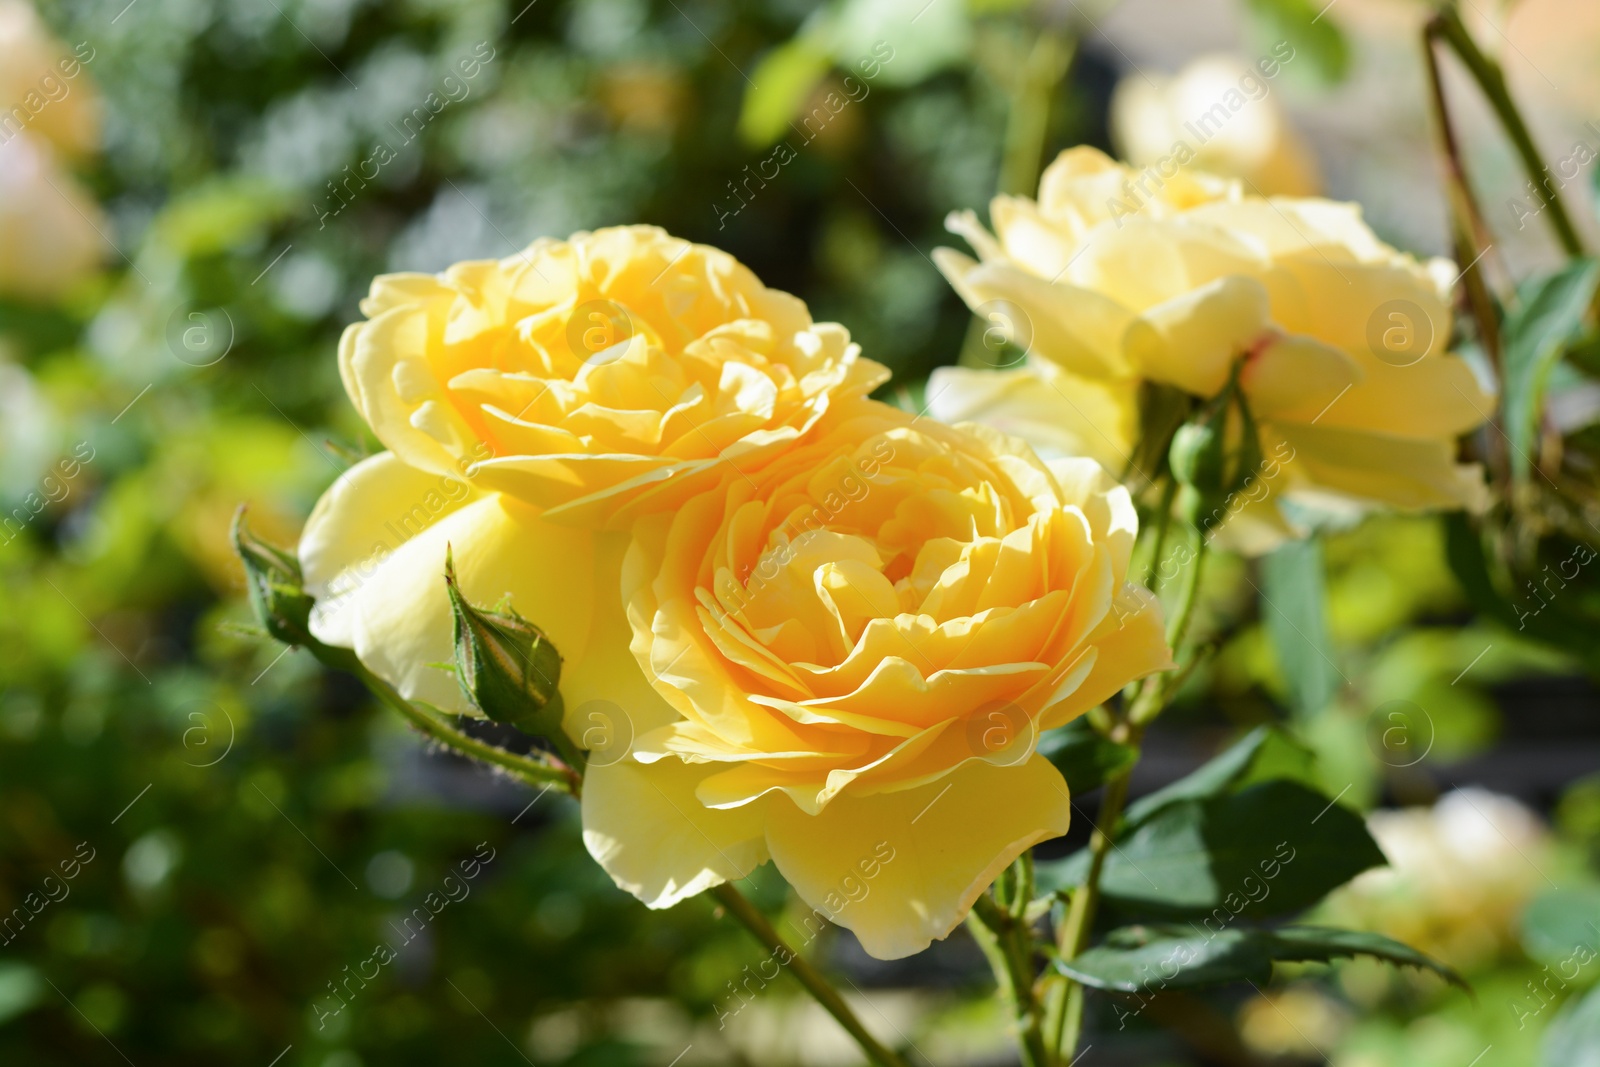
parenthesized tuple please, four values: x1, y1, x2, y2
(934, 146, 1493, 544)
(584, 400, 1173, 959)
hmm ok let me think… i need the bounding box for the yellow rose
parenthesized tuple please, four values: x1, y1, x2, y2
(582, 400, 1173, 959)
(338, 225, 886, 528)
(935, 147, 1492, 532)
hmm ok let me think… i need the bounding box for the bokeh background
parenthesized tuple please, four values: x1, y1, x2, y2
(2, 0, 1599, 1064)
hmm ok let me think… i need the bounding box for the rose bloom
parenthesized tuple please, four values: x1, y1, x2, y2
(583, 400, 1173, 959)
(935, 147, 1492, 548)
(300, 228, 879, 713)
(337, 225, 886, 528)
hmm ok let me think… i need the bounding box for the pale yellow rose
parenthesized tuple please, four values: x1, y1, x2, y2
(582, 399, 1173, 959)
(0, 0, 101, 159)
(337, 225, 887, 528)
(1111, 54, 1321, 198)
(935, 146, 1492, 533)
(0, 132, 104, 300)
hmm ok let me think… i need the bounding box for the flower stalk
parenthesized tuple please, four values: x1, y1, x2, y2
(1045, 532, 1210, 1061)
(1429, 5, 1585, 259)
(711, 884, 914, 1067)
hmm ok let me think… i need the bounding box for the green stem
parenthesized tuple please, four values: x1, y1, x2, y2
(998, 29, 1075, 196)
(1143, 477, 1178, 593)
(1432, 5, 1585, 258)
(1162, 529, 1208, 654)
(1048, 534, 1209, 1058)
(1422, 15, 1503, 372)
(957, 27, 1075, 370)
(1423, 13, 1510, 487)
(346, 659, 580, 794)
(1046, 745, 1138, 1057)
(971, 894, 1051, 1067)
(711, 884, 914, 1067)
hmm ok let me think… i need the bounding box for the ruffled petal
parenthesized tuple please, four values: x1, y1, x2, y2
(763, 755, 1072, 959)
(581, 755, 770, 908)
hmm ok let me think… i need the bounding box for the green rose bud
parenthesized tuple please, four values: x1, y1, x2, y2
(1168, 365, 1263, 527)
(232, 506, 316, 647)
(445, 551, 574, 762)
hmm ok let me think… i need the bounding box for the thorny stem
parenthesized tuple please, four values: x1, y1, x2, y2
(1430, 5, 1585, 259)
(711, 884, 914, 1067)
(345, 659, 582, 795)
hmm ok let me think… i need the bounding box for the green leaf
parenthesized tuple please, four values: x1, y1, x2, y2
(1521, 885, 1600, 969)
(1545, 984, 1600, 1067)
(1058, 925, 1272, 992)
(1068, 780, 1386, 919)
(823, 0, 968, 88)
(1058, 923, 1463, 993)
(1266, 925, 1465, 988)
(1243, 0, 1350, 85)
(1122, 726, 1271, 825)
(739, 38, 833, 147)
(1503, 258, 1600, 484)
(1260, 538, 1338, 719)
(1038, 718, 1138, 795)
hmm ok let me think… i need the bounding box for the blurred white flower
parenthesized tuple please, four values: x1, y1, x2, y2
(1321, 788, 1550, 971)
(0, 131, 105, 300)
(1110, 53, 1320, 197)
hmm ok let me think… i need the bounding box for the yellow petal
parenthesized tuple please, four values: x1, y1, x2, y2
(581, 755, 770, 908)
(764, 755, 1072, 960)
(1125, 275, 1271, 396)
(933, 254, 1137, 380)
(1241, 334, 1362, 421)
(298, 451, 593, 713)
(925, 364, 1138, 474)
(340, 305, 476, 478)
(1275, 422, 1489, 513)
